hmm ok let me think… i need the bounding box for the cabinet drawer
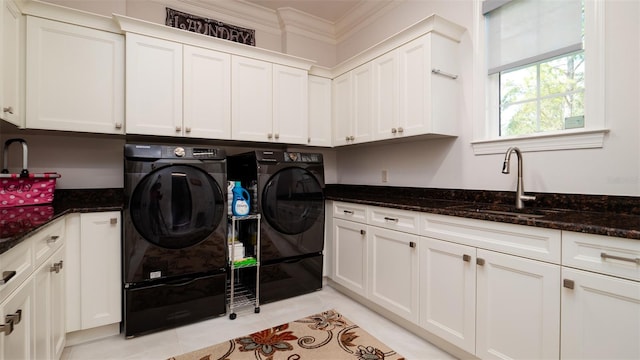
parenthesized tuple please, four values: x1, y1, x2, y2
(563, 231, 640, 281)
(32, 217, 65, 269)
(0, 238, 33, 304)
(368, 206, 420, 235)
(333, 202, 367, 223)
(422, 213, 561, 264)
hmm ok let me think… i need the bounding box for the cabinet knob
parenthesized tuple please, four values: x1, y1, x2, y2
(308, 137, 311, 143)
(398, 127, 404, 133)
(1, 310, 22, 335)
(115, 123, 122, 129)
(563, 279, 575, 289)
(2, 106, 13, 114)
(185, 127, 191, 133)
(409, 241, 416, 248)
(50, 260, 63, 273)
(110, 218, 118, 225)
(175, 126, 181, 132)
(345, 136, 350, 141)
(391, 128, 397, 134)
(463, 254, 471, 262)
(360, 229, 366, 235)
(268, 133, 273, 139)
(476, 258, 485, 266)
(349, 136, 355, 141)
(274, 133, 280, 139)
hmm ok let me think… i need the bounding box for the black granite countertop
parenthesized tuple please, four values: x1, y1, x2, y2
(0, 188, 123, 255)
(324, 184, 640, 240)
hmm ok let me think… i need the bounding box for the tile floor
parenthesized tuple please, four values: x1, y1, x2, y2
(61, 285, 456, 360)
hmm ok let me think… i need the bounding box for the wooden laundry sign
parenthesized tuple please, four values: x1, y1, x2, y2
(165, 8, 255, 46)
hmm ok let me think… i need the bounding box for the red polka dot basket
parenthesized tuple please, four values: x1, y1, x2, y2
(1, 139, 61, 208)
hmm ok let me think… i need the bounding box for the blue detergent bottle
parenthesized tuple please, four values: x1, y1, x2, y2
(232, 181, 250, 216)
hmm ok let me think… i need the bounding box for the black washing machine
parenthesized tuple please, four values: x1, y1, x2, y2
(123, 144, 227, 337)
(228, 150, 324, 304)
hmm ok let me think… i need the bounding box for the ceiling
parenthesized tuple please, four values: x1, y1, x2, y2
(243, 0, 364, 23)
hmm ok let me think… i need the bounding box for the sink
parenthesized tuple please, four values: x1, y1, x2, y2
(454, 204, 568, 219)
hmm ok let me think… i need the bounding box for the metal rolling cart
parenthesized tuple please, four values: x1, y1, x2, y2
(227, 214, 261, 319)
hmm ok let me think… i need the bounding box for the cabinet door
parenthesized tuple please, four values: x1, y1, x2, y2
(332, 72, 352, 146)
(351, 63, 373, 144)
(476, 249, 560, 360)
(183, 45, 231, 139)
(34, 246, 65, 360)
(372, 50, 399, 141)
(273, 64, 308, 144)
(368, 226, 419, 323)
(231, 56, 272, 142)
(308, 75, 332, 147)
(0, 277, 33, 360)
(126, 33, 182, 136)
(333, 219, 368, 296)
(561, 267, 640, 360)
(397, 35, 432, 137)
(419, 237, 476, 354)
(1, 0, 24, 127)
(26, 17, 124, 134)
(79, 212, 122, 329)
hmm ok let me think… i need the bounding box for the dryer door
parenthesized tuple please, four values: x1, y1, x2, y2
(130, 164, 224, 249)
(262, 167, 323, 235)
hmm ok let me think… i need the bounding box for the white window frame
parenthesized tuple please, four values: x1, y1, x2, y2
(471, 0, 608, 155)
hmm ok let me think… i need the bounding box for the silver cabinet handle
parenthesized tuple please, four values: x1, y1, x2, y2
(46, 235, 60, 244)
(115, 123, 122, 129)
(391, 128, 397, 134)
(343, 210, 354, 215)
(383, 217, 399, 222)
(431, 68, 458, 80)
(1, 310, 21, 336)
(50, 260, 64, 273)
(463, 254, 471, 262)
(3, 107, 13, 114)
(0, 271, 16, 285)
(601, 252, 640, 264)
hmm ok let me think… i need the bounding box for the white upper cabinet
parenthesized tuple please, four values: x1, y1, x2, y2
(125, 33, 183, 136)
(307, 75, 332, 147)
(332, 63, 373, 146)
(1, 0, 24, 127)
(183, 45, 231, 139)
(126, 34, 232, 138)
(333, 14, 465, 146)
(26, 16, 124, 134)
(232, 58, 309, 144)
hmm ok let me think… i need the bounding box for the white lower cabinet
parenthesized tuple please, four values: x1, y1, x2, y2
(368, 226, 419, 323)
(332, 218, 368, 296)
(419, 237, 476, 354)
(0, 277, 33, 360)
(561, 267, 640, 360)
(475, 249, 560, 360)
(66, 212, 122, 333)
(35, 246, 65, 360)
(0, 217, 66, 360)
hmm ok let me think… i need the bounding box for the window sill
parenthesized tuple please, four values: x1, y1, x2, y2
(471, 128, 610, 155)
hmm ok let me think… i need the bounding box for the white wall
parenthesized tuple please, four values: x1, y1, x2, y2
(334, 0, 640, 197)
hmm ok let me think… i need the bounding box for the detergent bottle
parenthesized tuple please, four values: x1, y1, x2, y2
(232, 181, 250, 216)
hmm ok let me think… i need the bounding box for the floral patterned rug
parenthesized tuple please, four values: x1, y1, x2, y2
(167, 309, 405, 360)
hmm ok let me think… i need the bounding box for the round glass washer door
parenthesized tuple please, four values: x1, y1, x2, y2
(261, 167, 324, 235)
(130, 164, 224, 249)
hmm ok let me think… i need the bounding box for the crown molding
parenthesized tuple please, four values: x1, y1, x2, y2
(276, 7, 336, 45)
(334, 0, 404, 43)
